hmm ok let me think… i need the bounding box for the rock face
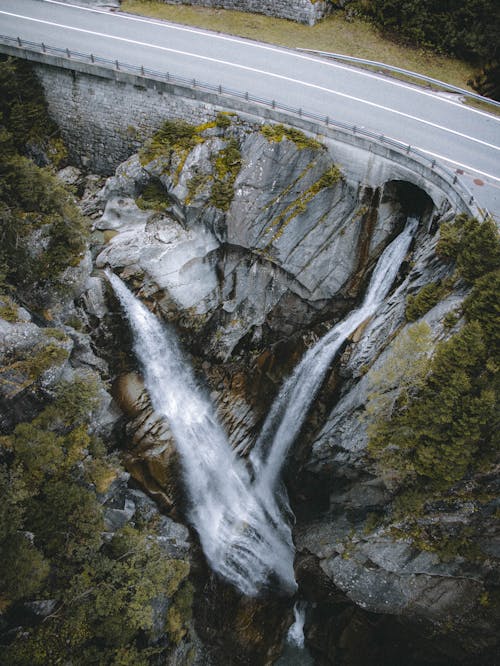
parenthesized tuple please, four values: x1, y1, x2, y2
(95, 124, 406, 363)
(77, 117, 499, 663)
(292, 224, 500, 661)
(89, 119, 418, 521)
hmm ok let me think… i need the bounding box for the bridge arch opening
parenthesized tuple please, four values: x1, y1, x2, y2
(381, 180, 434, 224)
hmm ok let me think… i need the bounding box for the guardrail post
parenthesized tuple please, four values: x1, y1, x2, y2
(406, 145, 411, 153)
(325, 116, 329, 125)
(453, 174, 458, 184)
(192, 78, 196, 87)
(272, 100, 276, 109)
(115, 60, 119, 70)
(469, 196, 474, 205)
(90, 53, 95, 63)
(66, 48, 71, 58)
(17, 37, 22, 47)
(431, 159, 436, 168)
(218, 84, 222, 94)
(41, 43, 46, 52)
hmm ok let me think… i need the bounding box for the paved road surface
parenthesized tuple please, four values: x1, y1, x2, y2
(1, 0, 499, 217)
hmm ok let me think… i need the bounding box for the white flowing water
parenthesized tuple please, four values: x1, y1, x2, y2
(107, 218, 416, 596)
(107, 270, 296, 596)
(287, 602, 307, 648)
(250, 217, 418, 492)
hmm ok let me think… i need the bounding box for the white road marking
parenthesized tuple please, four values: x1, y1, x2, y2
(2, 9, 500, 158)
(415, 148, 500, 183)
(32, 0, 500, 123)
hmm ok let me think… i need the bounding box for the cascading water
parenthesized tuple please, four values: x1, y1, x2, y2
(107, 217, 417, 596)
(107, 270, 296, 597)
(250, 217, 418, 492)
(287, 602, 307, 648)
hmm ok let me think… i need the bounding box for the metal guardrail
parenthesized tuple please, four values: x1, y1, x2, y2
(0, 33, 490, 221)
(298, 48, 500, 110)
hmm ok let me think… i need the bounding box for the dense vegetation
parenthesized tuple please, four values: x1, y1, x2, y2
(0, 58, 193, 663)
(367, 215, 500, 553)
(0, 378, 191, 664)
(0, 57, 87, 306)
(352, 0, 500, 97)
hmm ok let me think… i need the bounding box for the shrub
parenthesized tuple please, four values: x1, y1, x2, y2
(215, 112, 232, 129)
(405, 279, 453, 321)
(1, 378, 192, 664)
(463, 268, 500, 353)
(355, 0, 499, 66)
(436, 215, 500, 282)
(0, 151, 89, 301)
(0, 57, 66, 162)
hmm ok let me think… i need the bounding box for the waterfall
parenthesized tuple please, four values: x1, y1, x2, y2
(107, 270, 297, 597)
(107, 217, 416, 596)
(250, 217, 418, 492)
(287, 602, 307, 648)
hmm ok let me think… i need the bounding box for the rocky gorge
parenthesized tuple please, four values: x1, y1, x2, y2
(1, 62, 499, 665)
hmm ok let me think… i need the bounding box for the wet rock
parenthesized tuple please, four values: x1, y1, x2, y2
(93, 125, 402, 361)
(57, 165, 82, 187)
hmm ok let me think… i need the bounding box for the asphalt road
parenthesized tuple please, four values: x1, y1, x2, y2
(1, 0, 499, 217)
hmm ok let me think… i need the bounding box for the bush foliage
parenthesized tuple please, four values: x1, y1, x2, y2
(352, 0, 500, 98)
(0, 378, 191, 664)
(0, 60, 193, 662)
(0, 59, 88, 304)
(0, 56, 66, 160)
(354, 0, 499, 64)
(368, 215, 499, 494)
(405, 278, 453, 321)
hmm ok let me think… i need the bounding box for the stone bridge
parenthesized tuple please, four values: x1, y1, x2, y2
(0, 40, 486, 222)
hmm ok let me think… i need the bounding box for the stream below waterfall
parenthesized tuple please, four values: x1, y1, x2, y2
(107, 217, 417, 598)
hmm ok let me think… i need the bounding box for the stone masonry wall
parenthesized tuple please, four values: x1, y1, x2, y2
(35, 65, 218, 174)
(52, 0, 332, 25)
(154, 0, 332, 26)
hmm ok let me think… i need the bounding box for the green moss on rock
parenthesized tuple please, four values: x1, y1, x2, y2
(209, 138, 242, 211)
(260, 123, 323, 150)
(264, 164, 342, 243)
(166, 581, 194, 645)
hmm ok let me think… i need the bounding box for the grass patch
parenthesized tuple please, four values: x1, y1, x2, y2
(209, 138, 242, 211)
(0, 297, 20, 323)
(261, 124, 323, 150)
(121, 1, 478, 90)
(139, 118, 205, 165)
